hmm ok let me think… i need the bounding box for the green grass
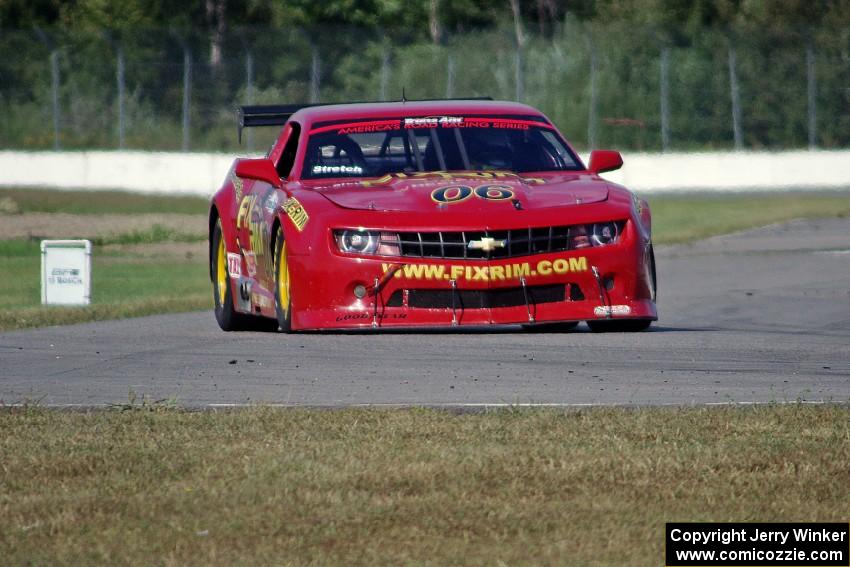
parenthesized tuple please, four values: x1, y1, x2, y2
(0, 187, 209, 215)
(648, 190, 850, 244)
(89, 225, 206, 246)
(0, 245, 209, 308)
(0, 227, 205, 251)
(0, 244, 211, 331)
(0, 405, 847, 566)
(0, 239, 40, 257)
(1, 188, 849, 331)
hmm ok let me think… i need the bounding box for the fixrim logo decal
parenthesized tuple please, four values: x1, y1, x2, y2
(381, 256, 588, 282)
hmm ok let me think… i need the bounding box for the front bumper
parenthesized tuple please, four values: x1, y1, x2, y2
(287, 221, 657, 331)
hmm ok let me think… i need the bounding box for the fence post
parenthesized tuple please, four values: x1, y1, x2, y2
(509, 0, 525, 102)
(309, 46, 321, 103)
(515, 45, 524, 102)
(181, 44, 191, 151)
(587, 37, 598, 150)
(35, 28, 62, 150)
(380, 50, 390, 100)
(806, 42, 817, 150)
(445, 52, 455, 98)
(727, 39, 743, 150)
(660, 47, 671, 152)
(49, 50, 61, 150)
(116, 45, 125, 149)
(245, 49, 254, 151)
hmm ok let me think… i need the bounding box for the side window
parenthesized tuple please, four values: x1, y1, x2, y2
(276, 123, 301, 178)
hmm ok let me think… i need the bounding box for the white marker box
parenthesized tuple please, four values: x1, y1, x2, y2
(41, 240, 92, 306)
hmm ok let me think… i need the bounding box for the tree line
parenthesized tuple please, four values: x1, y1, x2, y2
(2, 1, 848, 152)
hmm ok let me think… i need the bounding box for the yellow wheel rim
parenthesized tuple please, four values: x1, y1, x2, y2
(277, 240, 290, 317)
(216, 235, 227, 305)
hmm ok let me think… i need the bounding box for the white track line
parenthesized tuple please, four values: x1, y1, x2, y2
(206, 400, 845, 408)
(2, 400, 845, 409)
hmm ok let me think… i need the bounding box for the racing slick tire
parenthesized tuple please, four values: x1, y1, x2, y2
(212, 219, 261, 332)
(586, 319, 652, 333)
(273, 225, 292, 333)
(522, 322, 580, 332)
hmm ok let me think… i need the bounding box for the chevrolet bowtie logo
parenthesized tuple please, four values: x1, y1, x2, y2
(467, 237, 507, 252)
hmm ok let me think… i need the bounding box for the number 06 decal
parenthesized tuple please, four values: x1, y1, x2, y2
(432, 184, 515, 204)
(475, 184, 514, 200)
(431, 185, 473, 204)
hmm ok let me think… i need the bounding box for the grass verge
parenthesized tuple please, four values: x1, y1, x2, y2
(0, 242, 211, 331)
(648, 190, 850, 244)
(0, 297, 211, 331)
(88, 225, 206, 246)
(0, 405, 847, 565)
(0, 187, 208, 215)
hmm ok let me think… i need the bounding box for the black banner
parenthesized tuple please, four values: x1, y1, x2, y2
(666, 523, 849, 566)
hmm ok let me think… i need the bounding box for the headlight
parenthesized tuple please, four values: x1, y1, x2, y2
(335, 230, 400, 256)
(337, 230, 377, 254)
(571, 221, 623, 249)
(591, 222, 619, 246)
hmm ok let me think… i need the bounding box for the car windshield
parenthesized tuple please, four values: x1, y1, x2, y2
(302, 115, 582, 179)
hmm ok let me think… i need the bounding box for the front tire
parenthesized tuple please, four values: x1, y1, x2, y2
(587, 319, 652, 333)
(212, 219, 251, 331)
(273, 225, 292, 332)
(522, 321, 580, 332)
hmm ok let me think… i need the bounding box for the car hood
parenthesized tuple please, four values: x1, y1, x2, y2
(309, 172, 609, 212)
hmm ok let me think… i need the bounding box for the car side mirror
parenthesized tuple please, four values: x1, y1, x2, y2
(234, 158, 282, 188)
(587, 150, 623, 174)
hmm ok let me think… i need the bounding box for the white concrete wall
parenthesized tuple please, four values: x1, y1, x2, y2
(1, 149, 849, 196)
(0, 150, 240, 196)
(596, 150, 850, 193)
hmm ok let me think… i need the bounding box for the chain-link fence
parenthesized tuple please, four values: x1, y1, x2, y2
(2, 23, 848, 153)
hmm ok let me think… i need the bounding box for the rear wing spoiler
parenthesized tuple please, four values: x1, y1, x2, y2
(237, 97, 493, 144)
(237, 104, 319, 144)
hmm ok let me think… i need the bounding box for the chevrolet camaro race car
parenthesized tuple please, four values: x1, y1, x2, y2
(208, 99, 657, 332)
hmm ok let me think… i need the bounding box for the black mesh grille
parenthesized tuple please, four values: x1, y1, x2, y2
(385, 284, 571, 309)
(395, 224, 584, 259)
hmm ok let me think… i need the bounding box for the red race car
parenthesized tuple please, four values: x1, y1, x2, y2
(209, 99, 657, 332)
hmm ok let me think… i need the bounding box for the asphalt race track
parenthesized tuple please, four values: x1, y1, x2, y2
(1, 217, 848, 408)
